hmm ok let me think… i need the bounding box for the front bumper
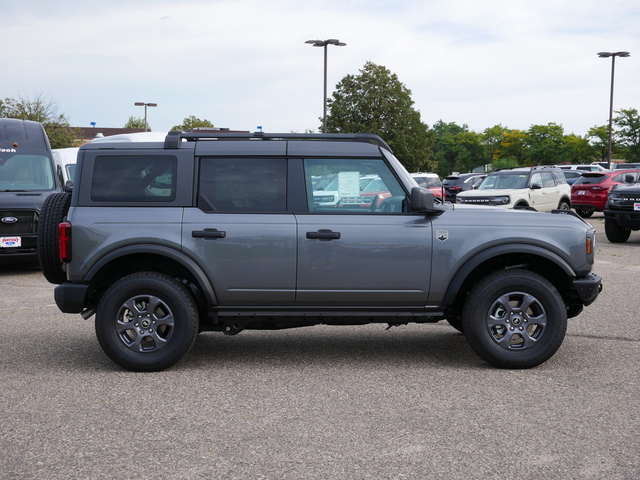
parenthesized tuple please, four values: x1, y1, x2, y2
(604, 210, 640, 230)
(572, 273, 602, 306)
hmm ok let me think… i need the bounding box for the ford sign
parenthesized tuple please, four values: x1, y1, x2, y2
(2, 217, 18, 224)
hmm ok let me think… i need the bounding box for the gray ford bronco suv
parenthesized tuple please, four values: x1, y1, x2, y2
(39, 132, 602, 371)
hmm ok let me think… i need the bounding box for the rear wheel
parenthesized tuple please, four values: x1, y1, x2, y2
(576, 208, 594, 218)
(37, 192, 71, 284)
(95, 272, 199, 371)
(462, 269, 567, 369)
(604, 218, 631, 243)
(557, 200, 571, 210)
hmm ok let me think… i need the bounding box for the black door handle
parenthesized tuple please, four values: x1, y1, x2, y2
(192, 228, 226, 239)
(306, 229, 340, 240)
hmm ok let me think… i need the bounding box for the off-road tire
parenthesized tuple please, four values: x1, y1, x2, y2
(604, 217, 631, 243)
(95, 272, 199, 372)
(462, 269, 567, 369)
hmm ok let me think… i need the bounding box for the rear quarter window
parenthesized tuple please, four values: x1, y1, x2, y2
(90, 155, 177, 202)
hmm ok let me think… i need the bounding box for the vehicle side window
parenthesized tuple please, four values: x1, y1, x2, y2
(198, 157, 286, 213)
(90, 155, 177, 202)
(304, 158, 407, 213)
(541, 172, 555, 188)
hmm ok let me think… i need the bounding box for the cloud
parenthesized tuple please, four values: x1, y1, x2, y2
(3, 0, 639, 135)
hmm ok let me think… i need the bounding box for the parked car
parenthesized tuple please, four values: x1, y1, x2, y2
(562, 170, 582, 185)
(442, 173, 486, 202)
(571, 169, 640, 217)
(411, 173, 443, 199)
(456, 166, 571, 212)
(558, 164, 607, 172)
(603, 179, 640, 242)
(613, 163, 640, 169)
(39, 131, 601, 371)
(337, 176, 391, 209)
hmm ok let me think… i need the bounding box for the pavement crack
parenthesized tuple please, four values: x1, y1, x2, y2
(567, 333, 639, 342)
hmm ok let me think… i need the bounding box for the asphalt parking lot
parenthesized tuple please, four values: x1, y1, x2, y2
(1, 213, 639, 479)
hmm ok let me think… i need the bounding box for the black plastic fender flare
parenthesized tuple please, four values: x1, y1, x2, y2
(441, 243, 576, 307)
(83, 244, 219, 306)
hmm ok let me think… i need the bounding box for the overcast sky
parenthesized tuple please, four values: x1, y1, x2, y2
(4, 0, 639, 137)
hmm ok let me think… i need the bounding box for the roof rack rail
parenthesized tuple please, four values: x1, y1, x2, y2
(163, 131, 392, 152)
(493, 165, 558, 172)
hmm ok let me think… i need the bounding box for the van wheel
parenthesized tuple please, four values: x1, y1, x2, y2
(37, 192, 71, 284)
(462, 269, 567, 368)
(95, 272, 199, 372)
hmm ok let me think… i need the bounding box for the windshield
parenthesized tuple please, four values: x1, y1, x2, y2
(0, 150, 56, 191)
(479, 173, 529, 190)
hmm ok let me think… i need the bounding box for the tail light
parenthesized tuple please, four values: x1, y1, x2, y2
(58, 222, 72, 263)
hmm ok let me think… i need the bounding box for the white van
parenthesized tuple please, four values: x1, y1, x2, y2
(91, 132, 168, 143)
(52, 147, 79, 185)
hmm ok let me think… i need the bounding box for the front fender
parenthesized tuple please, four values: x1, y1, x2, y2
(441, 244, 575, 306)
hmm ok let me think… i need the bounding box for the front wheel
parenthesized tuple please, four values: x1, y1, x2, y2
(462, 269, 567, 369)
(95, 272, 199, 371)
(604, 218, 631, 243)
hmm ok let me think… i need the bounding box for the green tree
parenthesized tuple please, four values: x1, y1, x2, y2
(563, 134, 596, 164)
(0, 93, 78, 148)
(171, 115, 214, 132)
(430, 121, 487, 177)
(483, 125, 510, 161)
(525, 123, 569, 165)
(325, 61, 434, 172)
(493, 129, 528, 166)
(124, 116, 147, 129)
(586, 125, 612, 161)
(614, 108, 640, 162)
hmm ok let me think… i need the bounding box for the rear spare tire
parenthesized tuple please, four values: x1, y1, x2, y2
(37, 192, 71, 284)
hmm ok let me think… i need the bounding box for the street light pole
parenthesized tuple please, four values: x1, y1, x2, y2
(305, 39, 346, 133)
(134, 102, 158, 132)
(597, 51, 630, 169)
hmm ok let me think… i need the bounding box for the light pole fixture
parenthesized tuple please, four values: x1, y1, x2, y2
(597, 51, 630, 169)
(134, 102, 158, 132)
(305, 39, 346, 133)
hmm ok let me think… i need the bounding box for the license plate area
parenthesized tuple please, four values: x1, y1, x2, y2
(1, 237, 21, 248)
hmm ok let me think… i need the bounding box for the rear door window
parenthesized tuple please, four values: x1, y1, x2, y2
(197, 158, 286, 213)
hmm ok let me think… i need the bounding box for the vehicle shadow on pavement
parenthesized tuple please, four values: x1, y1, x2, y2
(184, 324, 480, 370)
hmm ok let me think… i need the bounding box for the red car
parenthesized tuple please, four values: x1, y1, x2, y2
(571, 169, 640, 217)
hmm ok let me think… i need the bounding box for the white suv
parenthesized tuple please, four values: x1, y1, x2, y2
(456, 166, 571, 212)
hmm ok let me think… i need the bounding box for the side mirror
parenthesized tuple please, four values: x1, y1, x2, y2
(531, 183, 542, 190)
(410, 187, 434, 212)
(64, 180, 74, 193)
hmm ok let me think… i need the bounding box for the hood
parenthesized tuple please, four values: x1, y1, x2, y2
(457, 188, 521, 198)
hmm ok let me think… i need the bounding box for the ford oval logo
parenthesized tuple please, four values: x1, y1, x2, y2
(2, 217, 18, 224)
